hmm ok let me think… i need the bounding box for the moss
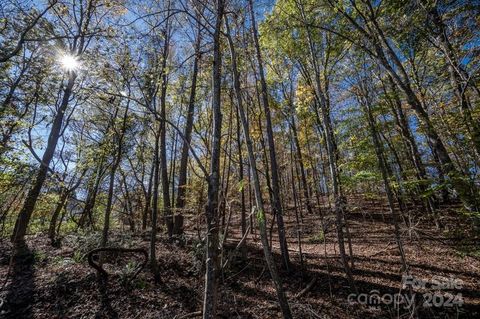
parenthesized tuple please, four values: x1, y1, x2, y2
(256, 208, 266, 225)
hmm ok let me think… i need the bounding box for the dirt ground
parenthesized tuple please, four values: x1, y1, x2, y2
(1, 197, 479, 318)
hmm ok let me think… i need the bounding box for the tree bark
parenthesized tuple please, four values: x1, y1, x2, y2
(202, 1, 224, 317)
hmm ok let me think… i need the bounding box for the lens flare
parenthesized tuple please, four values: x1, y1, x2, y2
(60, 54, 80, 71)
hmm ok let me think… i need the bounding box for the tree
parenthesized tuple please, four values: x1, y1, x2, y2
(175, 4, 204, 235)
(202, 0, 224, 317)
(226, 15, 293, 318)
(248, 0, 290, 271)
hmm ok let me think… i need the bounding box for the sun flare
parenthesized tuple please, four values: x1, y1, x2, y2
(60, 54, 80, 71)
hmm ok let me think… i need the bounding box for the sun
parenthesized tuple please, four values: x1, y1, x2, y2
(60, 54, 80, 71)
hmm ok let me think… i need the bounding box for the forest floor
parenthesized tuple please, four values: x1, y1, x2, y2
(1, 197, 479, 318)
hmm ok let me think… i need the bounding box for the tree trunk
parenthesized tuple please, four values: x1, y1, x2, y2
(382, 76, 437, 221)
(235, 98, 247, 260)
(289, 139, 304, 269)
(48, 190, 69, 244)
(202, 1, 224, 317)
(290, 107, 314, 215)
(176, 21, 201, 227)
(79, 159, 104, 229)
(297, 1, 356, 290)
(143, 160, 155, 231)
(11, 73, 76, 248)
(226, 17, 292, 319)
(101, 100, 130, 248)
(150, 131, 161, 281)
(159, 20, 173, 239)
(248, 0, 290, 271)
(358, 84, 409, 273)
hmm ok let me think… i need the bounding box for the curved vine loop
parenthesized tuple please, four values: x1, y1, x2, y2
(87, 247, 148, 284)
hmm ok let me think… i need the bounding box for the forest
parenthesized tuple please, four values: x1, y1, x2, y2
(0, 0, 479, 318)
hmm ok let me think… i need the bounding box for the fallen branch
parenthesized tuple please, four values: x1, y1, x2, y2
(222, 223, 252, 270)
(295, 276, 317, 298)
(366, 242, 394, 258)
